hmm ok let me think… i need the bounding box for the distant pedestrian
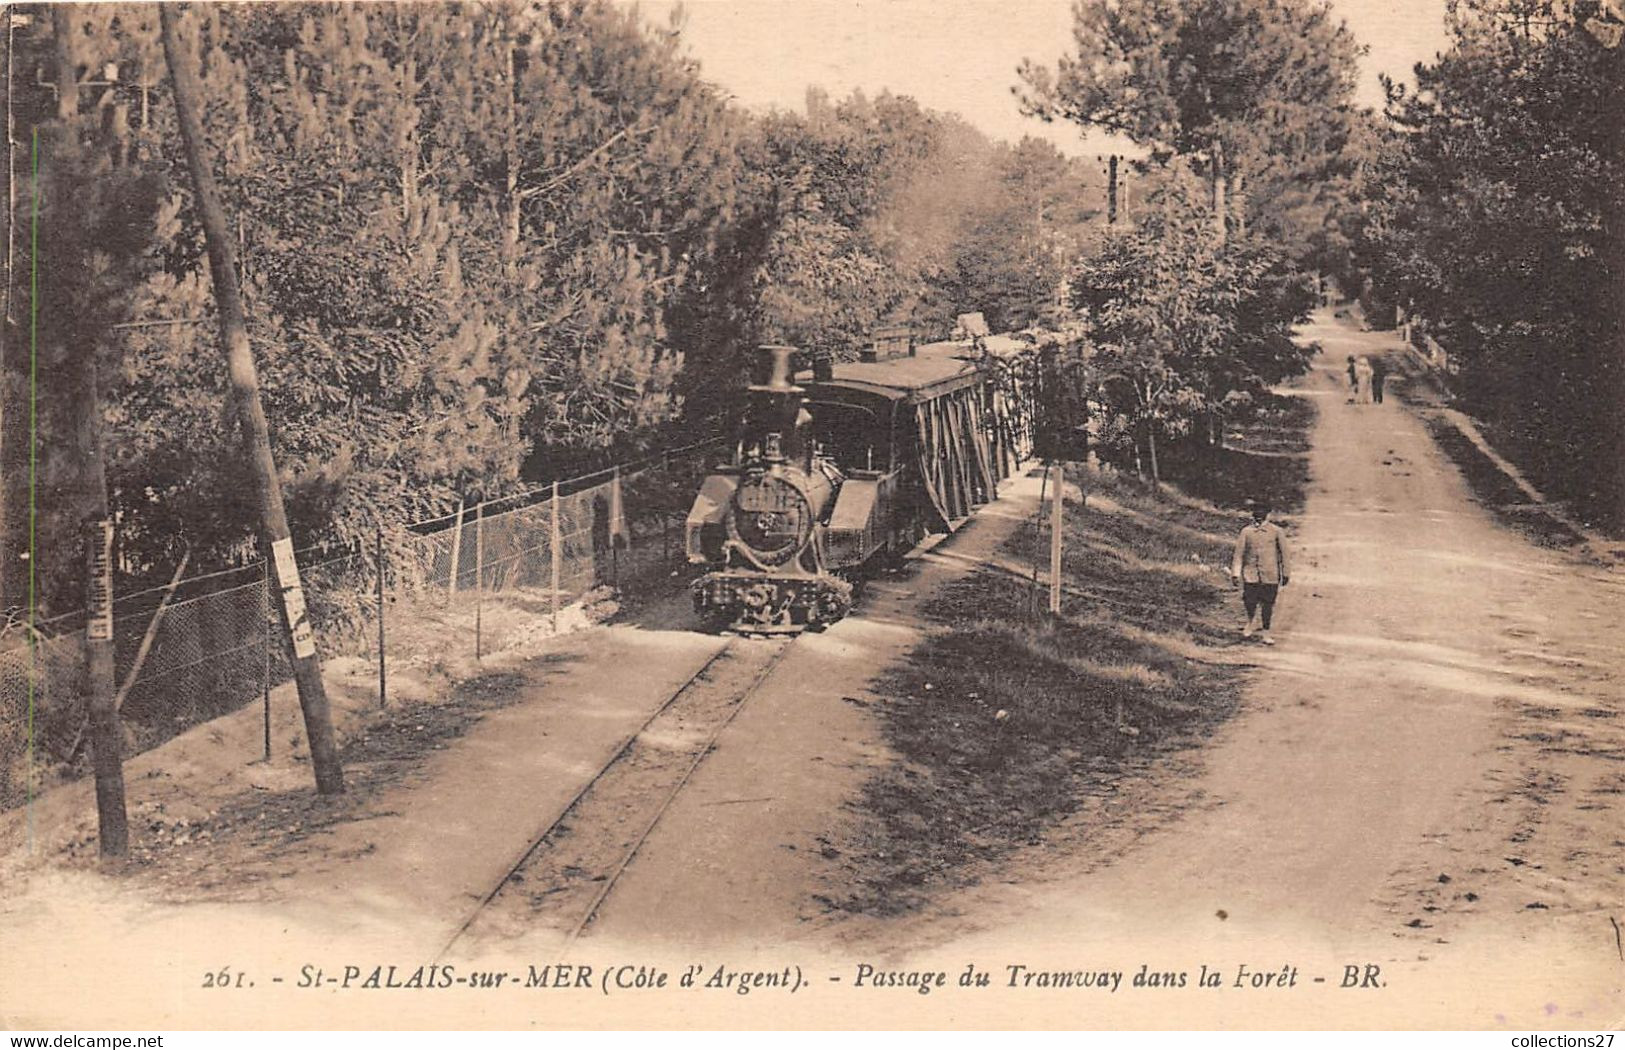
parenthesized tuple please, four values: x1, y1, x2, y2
(1371, 356, 1388, 404)
(1346, 355, 1357, 393)
(1230, 500, 1290, 645)
(1354, 356, 1374, 404)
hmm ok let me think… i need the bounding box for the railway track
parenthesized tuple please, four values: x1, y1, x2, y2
(438, 634, 794, 958)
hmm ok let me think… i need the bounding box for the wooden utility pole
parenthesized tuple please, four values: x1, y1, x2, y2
(1106, 154, 1118, 225)
(1049, 462, 1064, 616)
(501, 19, 521, 280)
(159, 6, 344, 794)
(1232, 170, 1246, 237)
(550, 480, 561, 634)
(474, 500, 484, 661)
(81, 517, 126, 854)
(376, 526, 386, 709)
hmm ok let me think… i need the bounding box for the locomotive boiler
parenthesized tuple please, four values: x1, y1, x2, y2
(685, 346, 852, 632)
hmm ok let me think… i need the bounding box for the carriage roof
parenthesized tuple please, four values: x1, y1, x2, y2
(799, 338, 1019, 407)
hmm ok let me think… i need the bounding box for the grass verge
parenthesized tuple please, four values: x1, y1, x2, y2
(1390, 352, 1585, 549)
(1153, 393, 1315, 514)
(1418, 418, 1585, 549)
(828, 397, 1315, 916)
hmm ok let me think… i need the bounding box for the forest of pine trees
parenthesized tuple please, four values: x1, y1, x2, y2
(12, 0, 1602, 629)
(1358, 0, 1625, 528)
(0, 1, 1109, 618)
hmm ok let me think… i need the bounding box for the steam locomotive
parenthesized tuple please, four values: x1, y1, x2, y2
(684, 334, 1036, 632)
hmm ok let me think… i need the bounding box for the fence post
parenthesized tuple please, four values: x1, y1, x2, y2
(376, 526, 386, 709)
(551, 479, 561, 634)
(263, 558, 272, 760)
(475, 500, 484, 661)
(447, 498, 466, 602)
(661, 451, 671, 568)
(610, 466, 619, 590)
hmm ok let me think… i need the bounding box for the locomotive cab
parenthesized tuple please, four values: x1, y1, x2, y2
(802, 396, 910, 569)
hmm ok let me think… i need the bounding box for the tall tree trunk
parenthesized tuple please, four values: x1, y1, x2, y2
(159, 6, 344, 795)
(1614, 180, 1625, 533)
(47, 6, 127, 855)
(502, 29, 521, 280)
(0, 14, 41, 621)
(1106, 153, 1118, 225)
(1210, 139, 1226, 243)
(399, 53, 419, 233)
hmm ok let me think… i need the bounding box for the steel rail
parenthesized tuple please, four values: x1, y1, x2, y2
(557, 637, 793, 948)
(435, 633, 789, 960)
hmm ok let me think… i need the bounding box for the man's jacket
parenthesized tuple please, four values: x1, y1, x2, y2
(1232, 521, 1290, 584)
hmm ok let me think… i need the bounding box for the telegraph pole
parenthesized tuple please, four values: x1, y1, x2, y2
(159, 6, 343, 794)
(1107, 154, 1118, 225)
(1049, 462, 1064, 616)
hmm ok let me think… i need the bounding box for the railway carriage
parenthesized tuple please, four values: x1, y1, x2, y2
(684, 334, 1038, 632)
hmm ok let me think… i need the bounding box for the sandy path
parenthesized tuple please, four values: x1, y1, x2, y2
(1065, 320, 1512, 935)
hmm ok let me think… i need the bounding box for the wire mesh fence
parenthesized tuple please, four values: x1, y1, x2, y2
(0, 629, 81, 813)
(116, 572, 271, 754)
(0, 437, 727, 816)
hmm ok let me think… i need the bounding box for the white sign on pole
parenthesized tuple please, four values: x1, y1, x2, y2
(87, 519, 115, 642)
(270, 537, 317, 659)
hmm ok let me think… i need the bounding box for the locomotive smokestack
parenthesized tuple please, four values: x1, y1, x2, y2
(747, 345, 807, 464)
(750, 345, 803, 395)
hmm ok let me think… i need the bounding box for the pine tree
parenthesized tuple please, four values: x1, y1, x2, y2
(1020, 0, 1365, 254)
(1364, 0, 1625, 526)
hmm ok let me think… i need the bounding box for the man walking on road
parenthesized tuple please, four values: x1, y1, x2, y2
(1231, 500, 1291, 644)
(1371, 355, 1388, 404)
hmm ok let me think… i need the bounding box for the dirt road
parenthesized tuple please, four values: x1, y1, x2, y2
(3, 313, 1619, 1030)
(852, 312, 1625, 1027)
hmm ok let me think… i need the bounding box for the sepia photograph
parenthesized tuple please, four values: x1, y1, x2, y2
(1, 0, 1622, 1034)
